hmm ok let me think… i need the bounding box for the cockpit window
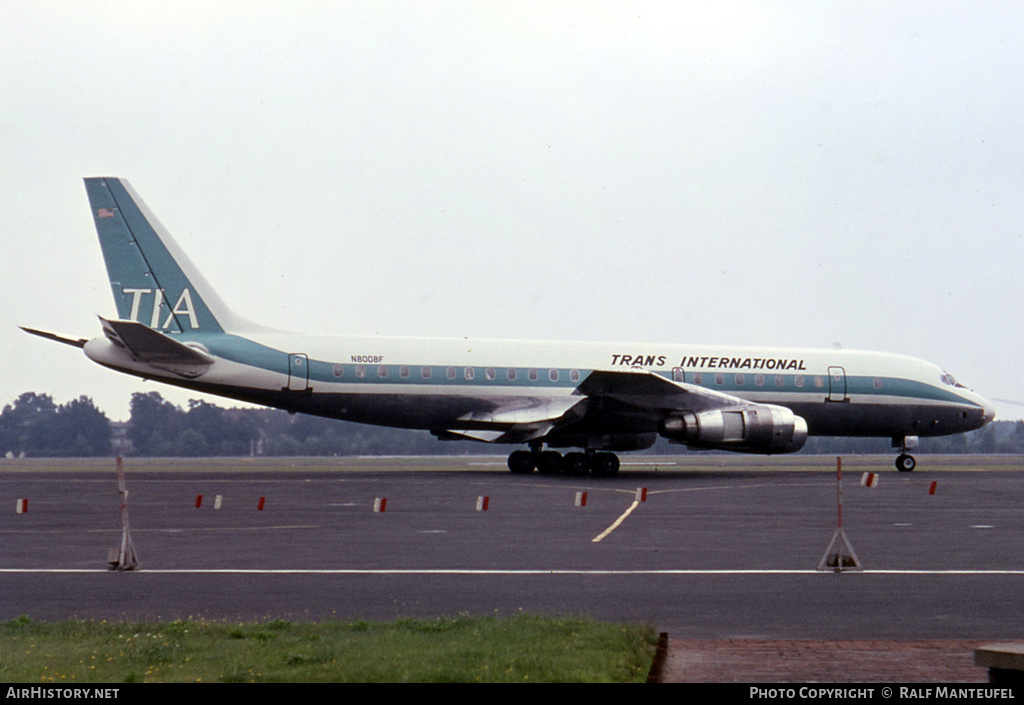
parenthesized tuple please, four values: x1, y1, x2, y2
(941, 370, 966, 388)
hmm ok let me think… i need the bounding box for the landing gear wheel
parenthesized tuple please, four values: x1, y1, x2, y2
(590, 452, 620, 478)
(563, 452, 589, 476)
(537, 451, 565, 475)
(895, 454, 917, 472)
(508, 450, 535, 474)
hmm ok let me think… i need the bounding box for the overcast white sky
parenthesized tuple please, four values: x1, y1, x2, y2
(2, 1, 1022, 422)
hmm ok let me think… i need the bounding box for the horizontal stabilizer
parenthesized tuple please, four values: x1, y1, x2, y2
(99, 317, 214, 378)
(20, 327, 88, 349)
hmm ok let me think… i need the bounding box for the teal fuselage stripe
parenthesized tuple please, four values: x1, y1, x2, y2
(181, 333, 980, 409)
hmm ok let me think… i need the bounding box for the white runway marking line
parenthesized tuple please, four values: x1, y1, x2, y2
(592, 500, 640, 543)
(6, 568, 1024, 575)
(645, 480, 823, 496)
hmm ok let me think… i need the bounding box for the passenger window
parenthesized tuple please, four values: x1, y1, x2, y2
(378, 365, 388, 378)
(400, 366, 410, 378)
(529, 369, 538, 381)
(672, 367, 684, 383)
(333, 364, 344, 378)
(570, 369, 580, 382)
(549, 369, 559, 382)
(775, 375, 784, 387)
(464, 367, 474, 380)
(446, 367, 456, 380)
(421, 366, 432, 379)
(507, 368, 517, 381)
(486, 368, 496, 381)
(735, 374, 744, 385)
(356, 365, 366, 378)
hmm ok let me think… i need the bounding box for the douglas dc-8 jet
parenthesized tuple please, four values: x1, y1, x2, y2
(23, 177, 995, 474)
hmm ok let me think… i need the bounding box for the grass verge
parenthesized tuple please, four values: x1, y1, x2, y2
(0, 614, 657, 683)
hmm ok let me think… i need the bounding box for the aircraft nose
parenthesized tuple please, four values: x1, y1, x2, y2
(981, 399, 997, 426)
(970, 393, 997, 429)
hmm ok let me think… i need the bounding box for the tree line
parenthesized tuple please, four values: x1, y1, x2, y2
(0, 392, 113, 457)
(1, 390, 1022, 458)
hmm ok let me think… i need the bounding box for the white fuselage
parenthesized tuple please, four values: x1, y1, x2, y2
(85, 329, 995, 441)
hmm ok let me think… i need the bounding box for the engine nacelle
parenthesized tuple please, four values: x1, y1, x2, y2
(660, 404, 807, 454)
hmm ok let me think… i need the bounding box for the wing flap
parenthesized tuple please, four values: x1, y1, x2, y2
(441, 397, 586, 444)
(457, 397, 585, 426)
(439, 423, 560, 444)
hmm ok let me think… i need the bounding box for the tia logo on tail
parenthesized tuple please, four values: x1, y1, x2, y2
(122, 287, 199, 330)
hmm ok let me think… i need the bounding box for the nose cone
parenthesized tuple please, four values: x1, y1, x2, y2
(980, 398, 997, 428)
(968, 391, 997, 430)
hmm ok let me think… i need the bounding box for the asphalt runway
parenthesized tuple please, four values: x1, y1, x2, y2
(2, 455, 1024, 641)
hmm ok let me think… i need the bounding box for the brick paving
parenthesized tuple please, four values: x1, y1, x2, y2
(660, 639, 991, 683)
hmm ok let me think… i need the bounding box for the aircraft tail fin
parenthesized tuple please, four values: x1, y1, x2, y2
(83, 177, 245, 335)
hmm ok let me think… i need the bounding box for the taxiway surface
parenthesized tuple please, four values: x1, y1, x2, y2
(2, 456, 1023, 641)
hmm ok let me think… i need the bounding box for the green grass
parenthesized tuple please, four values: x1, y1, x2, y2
(0, 614, 657, 683)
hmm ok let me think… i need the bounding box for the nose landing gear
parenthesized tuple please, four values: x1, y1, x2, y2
(893, 436, 919, 472)
(895, 453, 917, 472)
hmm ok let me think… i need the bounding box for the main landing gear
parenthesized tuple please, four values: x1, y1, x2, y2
(507, 448, 620, 477)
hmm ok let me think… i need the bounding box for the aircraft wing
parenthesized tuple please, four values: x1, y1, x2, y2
(439, 369, 752, 445)
(97, 317, 214, 378)
(576, 368, 750, 412)
(566, 368, 807, 454)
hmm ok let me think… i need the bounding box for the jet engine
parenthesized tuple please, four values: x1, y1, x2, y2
(660, 404, 807, 454)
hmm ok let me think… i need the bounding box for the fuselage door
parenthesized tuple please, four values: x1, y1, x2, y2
(827, 366, 847, 402)
(288, 353, 309, 391)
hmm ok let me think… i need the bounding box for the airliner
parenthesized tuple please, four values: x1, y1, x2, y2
(22, 177, 995, 474)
